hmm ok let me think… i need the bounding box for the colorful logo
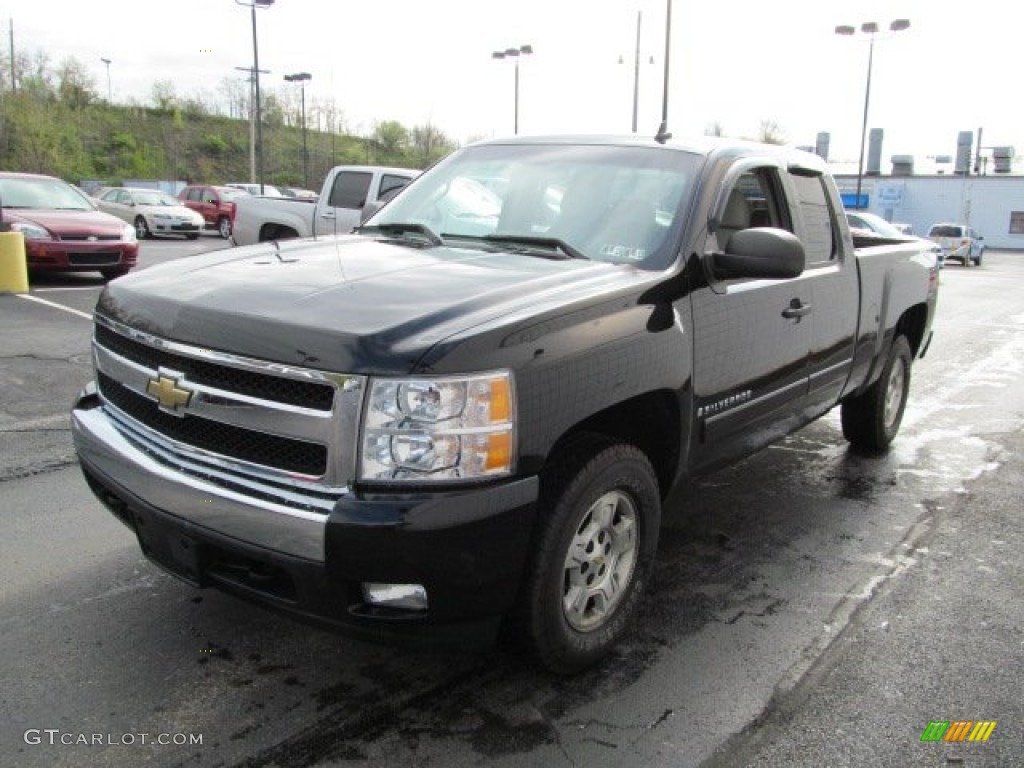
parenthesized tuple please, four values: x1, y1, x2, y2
(920, 721, 997, 742)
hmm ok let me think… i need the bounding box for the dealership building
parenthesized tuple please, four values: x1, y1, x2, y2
(815, 129, 1024, 249)
(833, 173, 1024, 250)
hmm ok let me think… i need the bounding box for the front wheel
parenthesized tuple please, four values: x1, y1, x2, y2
(518, 438, 660, 674)
(134, 216, 151, 240)
(217, 216, 232, 239)
(841, 335, 913, 452)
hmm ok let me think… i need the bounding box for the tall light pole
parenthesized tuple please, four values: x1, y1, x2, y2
(835, 19, 910, 210)
(618, 12, 654, 133)
(655, 0, 672, 143)
(284, 72, 312, 189)
(237, 0, 274, 194)
(491, 44, 533, 135)
(100, 57, 112, 102)
(236, 65, 268, 182)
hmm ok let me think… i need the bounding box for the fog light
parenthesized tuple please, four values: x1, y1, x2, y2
(362, 582, 428, 611)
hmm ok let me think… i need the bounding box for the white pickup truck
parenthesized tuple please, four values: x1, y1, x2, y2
(231, 165, 419, 246)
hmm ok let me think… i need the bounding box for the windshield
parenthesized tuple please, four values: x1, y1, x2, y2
(134, 191, 179, 206)
(367, 142, 699, 269)
(0, 176, 94, 210)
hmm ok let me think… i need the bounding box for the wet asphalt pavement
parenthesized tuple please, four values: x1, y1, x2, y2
(1, 243, 1022, 767)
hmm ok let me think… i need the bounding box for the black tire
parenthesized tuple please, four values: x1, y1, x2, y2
(974, 248, 984, 267)
(841, 335, 913, 452)
(518, 437, 660, 674)
(134, 216, 151, 240)
(217, 216, 232, 239)
(100, 266, 131, 281)
(185, 233, 199, 240)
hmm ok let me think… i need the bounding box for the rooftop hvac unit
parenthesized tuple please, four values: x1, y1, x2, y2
(891, 155, 914, 176)
(993, 146, 1014, 173)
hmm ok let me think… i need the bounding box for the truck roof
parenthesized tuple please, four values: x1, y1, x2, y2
(468, 134, 828, 172)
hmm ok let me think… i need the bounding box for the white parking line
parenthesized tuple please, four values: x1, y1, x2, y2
(17, 294, 93, 320)
(30, 287, 103, 293)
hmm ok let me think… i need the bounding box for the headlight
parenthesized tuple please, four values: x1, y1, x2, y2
(360, 371, 515, 482)
(152, 213, 172, 220)
(122, 224, 137, 242)
(10, 221, 51, 240)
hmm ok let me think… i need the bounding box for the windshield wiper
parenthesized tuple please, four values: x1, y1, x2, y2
(481, 234, 589, 261)
(358, 222, 443, 246)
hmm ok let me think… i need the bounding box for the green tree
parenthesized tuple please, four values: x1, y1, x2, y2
(56, 57, 96, 109)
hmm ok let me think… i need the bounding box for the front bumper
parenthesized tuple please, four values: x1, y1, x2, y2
(72, 387, 540, 645)
(26, 240, 139, 272)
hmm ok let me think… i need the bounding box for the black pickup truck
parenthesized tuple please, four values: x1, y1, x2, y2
(72, 136, 938, 673)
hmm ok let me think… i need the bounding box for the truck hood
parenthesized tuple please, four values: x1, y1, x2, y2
(97, 234, 647, 373)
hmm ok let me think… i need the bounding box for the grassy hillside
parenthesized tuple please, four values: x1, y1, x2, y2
(0, 91, 449, 190)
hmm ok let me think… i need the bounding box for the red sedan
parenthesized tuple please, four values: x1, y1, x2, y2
(0, 172, 139, 279)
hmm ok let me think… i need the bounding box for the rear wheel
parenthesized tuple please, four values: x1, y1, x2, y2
(518, 437, 660, 674)
(217, 216, 232, 239)
(134, 216, 151, 240)
(841, 335, 912, 452)
(185, 233, 200, 240)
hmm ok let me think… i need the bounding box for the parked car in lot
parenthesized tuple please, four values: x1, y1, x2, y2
(73, 136, 939, 672)
(226, 182, 285, 197)
(95, 187, 205, 240)
(281, 186, 318, 199)
(846, 211, 943, 264)
(178, 184, 248, 238)
(846, 211, 908, 239)
(927, 223, 985, 267)
(0, 171, 138, 279)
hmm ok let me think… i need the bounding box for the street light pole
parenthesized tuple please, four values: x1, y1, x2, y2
(835, 19, 910, 210)
(285, 72, 312, 189)
(492, 44, 533, 135)
(100, 58, 112, 102)
(655, 0, 672, 143)
(237, 0, 274, 194)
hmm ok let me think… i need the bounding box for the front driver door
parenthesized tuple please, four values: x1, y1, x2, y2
(689, 164, 812, 473)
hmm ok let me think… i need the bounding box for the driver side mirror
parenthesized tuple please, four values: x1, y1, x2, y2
(710, 227, 805, 280)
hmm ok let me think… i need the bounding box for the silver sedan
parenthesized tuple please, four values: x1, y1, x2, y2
(96, 187, 206, 240)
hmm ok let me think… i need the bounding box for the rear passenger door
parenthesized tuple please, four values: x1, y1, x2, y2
(690, 162, 813, 472)
(786, 169, 859, 416)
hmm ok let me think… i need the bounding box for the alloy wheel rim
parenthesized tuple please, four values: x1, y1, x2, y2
(561, 490, 638, 632)
(884, 358, 907, 430)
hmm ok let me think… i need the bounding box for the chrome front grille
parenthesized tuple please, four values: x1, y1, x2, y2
(91, 315, 364, 503)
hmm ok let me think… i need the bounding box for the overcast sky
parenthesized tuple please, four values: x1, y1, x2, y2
(4, 0, 1019, 168)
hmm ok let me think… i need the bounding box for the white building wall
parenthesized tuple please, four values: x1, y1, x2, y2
(834, 175, 1024, 249)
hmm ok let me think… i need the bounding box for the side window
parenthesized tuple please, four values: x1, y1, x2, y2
(378, 174, 412, 200)
(328, 172, 372, 209)
(789, 173, 836, 264)
(712, 168, 789, 253)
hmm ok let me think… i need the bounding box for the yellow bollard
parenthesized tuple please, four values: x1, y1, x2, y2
(0, 231, 29, 293)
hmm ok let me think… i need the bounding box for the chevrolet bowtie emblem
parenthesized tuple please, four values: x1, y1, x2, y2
(146, 373, 193, 416)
